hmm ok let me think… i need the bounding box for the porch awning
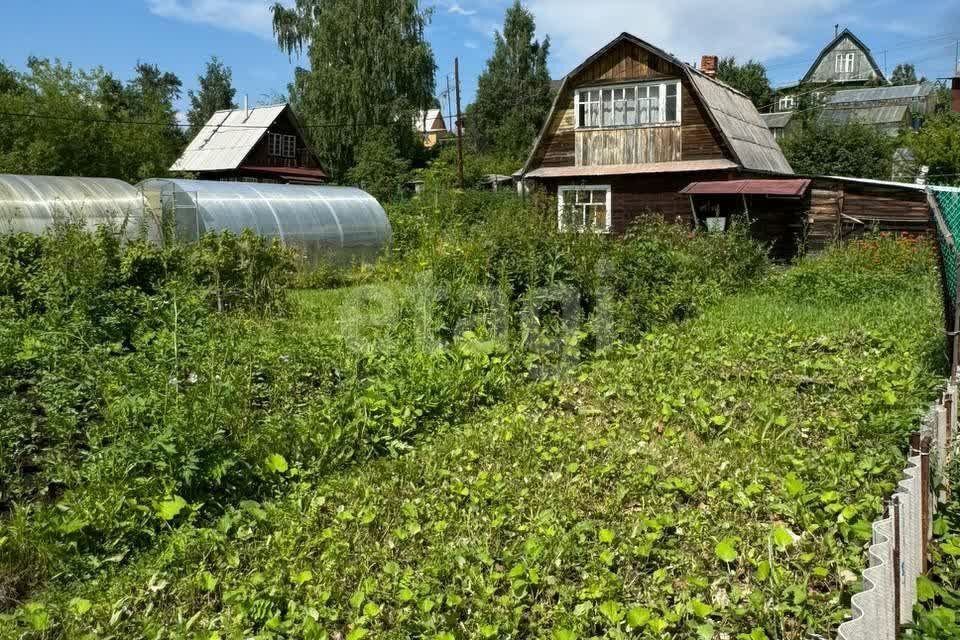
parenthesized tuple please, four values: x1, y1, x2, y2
(680, 178, 811, 197)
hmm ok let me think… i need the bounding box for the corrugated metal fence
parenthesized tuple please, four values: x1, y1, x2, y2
(835, 380, 955, 639)
(838, 188, 960, 638)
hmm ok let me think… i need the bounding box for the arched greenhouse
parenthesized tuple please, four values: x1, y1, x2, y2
(138, 178, 392, 264)
(0, 174, 152, 239)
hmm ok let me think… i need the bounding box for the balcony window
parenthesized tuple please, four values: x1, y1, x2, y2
(577, 80, 680, 128)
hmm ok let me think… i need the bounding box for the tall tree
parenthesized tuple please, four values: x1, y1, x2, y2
(890, 63, 920, 86)
(464, 1, 551, 159)
(186, 57, 237, 135)
(715, 57, 773, 110)
(272, 0, 436, 180)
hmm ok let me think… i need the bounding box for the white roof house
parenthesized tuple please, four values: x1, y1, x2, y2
(171, 104, 288, 172)
(414, 108, 447, 135)
(169, 102, 327, 183)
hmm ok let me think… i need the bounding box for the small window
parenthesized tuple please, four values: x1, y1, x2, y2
(558, 185, 611, 232)
(777, 95, 795, 111)
(835, 54, 844, 73)
(268, 133, 297, 158)
(664, 84, 677, 122)
(845, 52, 855, 73)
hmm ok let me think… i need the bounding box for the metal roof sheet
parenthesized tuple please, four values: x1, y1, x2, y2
(760, 112, 793, 129)
(681, 178, 811, 196)
(170, 104, 288, 172)
(524, 159, 737, 178)
(689, 72, 794, 174)
(826, 83, 934, 105)
(821, 105, 910, 126)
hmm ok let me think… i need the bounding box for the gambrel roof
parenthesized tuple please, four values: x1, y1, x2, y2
(801, 28, 885, 84)
(521, 32, 792, 176)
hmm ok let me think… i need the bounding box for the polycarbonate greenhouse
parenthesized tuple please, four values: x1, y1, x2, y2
(0, 174, 150, 238)
(138, 178, 392, 264)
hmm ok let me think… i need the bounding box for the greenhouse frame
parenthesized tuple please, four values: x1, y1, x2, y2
(0, 174, 151, 239)
(138, 178, 392, 264)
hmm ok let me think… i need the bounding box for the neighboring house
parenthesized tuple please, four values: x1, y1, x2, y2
(773, 28, 885, 111)
(760, 112, 794, 139)
(170, 103, 328, 184)
(518, 32, 792, 237)
(414, 108, 449, 148)
(762, 84, 936, 138)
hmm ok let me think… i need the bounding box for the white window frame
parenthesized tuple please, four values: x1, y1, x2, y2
(845, 52, 856, 73)
(835, 53, 844, 73)
(777, 95, 795, 111)
(557, 185, 612, 232)
(268, 133, 297, 158)
(575, 80, 681, 129)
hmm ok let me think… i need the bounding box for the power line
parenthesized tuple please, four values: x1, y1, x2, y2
(0, 109, 452, 131)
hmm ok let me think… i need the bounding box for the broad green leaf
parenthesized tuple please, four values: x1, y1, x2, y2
(688, 599, 713, 618)
(345, 629, 368, 640)
(68, 597, 91, 616)
(715, 537, 738, 563)
(599, 600, 625, 624)
(552, 630, 577, 640)
(157, 495, 187, 521)
(265, 453, 288, 474)
(917, 575, 936, 602)
(627, 606, 650, 628)
(292, 570, 313, 585)
(772, 525, 796, 549)
(598, 528, 615, 543)
(697, 623, 715, 640)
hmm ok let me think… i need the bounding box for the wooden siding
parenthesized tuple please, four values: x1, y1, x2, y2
(240, 110, 320, 170)
(680, 76, 727, 161)
(537, 171, 735, 233)
(536, 103, 576, 168)
(529, 43, 728, 169)
(806, 35, 881, 85)
(575, 126, 681, 165)
(806, 178, 931, 250)
(570, 40, 675, 85)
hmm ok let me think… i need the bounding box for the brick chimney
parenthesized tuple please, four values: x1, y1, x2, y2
(700, 55, 718, 77)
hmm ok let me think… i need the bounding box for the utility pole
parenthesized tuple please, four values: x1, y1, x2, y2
(445, 75, 453, 133)
(454, 57, 465, 190)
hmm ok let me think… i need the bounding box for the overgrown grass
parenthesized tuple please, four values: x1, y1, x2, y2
(0, 224, 944, 639)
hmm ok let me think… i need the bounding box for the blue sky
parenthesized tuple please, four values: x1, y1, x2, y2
(0, 0, 958, 128)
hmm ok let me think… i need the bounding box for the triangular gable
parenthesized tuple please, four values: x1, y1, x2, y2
(521, 32, 792, 176)
(801, 28, 885, 84)
(171, 103, 326, 175)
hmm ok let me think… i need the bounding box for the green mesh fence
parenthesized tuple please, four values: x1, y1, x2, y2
(932, 187, 960, 304)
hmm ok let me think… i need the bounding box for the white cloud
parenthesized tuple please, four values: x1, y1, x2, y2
(448, 2, 477, 16)
(526, 0, 850, 75)
(464, 40, 479, 49)
(146, 0, 283, 39)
